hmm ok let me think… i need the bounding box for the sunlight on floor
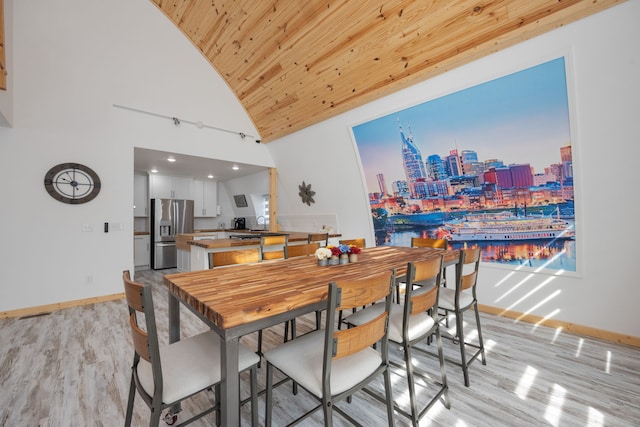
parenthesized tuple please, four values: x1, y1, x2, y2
(515, 366, 538, 400)
(544, 383, 567, 426)
(383, 308, 625, 427)
(575, 338, 584, 357)
(551, 327, 563, 343)
(484, 338, 496, 353)
(587, 407, 605, 426)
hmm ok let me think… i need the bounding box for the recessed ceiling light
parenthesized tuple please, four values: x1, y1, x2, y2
(167, 156, 176, 162)
(207, 174, 214, 179)
(150, 169, 158, 173)
(232, 164, 239, 170)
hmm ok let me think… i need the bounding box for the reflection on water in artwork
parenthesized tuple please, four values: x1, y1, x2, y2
(377, 229, 576, 272)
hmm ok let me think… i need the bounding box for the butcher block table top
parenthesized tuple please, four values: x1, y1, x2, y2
(164, 245, 458, 330)
(164, 245, 458, 427)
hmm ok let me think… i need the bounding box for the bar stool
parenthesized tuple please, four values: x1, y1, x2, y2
(438, 246, 486, 387)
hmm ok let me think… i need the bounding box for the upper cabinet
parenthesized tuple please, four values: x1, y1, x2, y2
(193, 180, 218, 217)
(144, 175, 216, 216)
(149, 174, 192, 199)
(133, 174, 148, 217)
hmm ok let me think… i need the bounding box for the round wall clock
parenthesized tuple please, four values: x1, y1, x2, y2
(44, 163, 101, 204)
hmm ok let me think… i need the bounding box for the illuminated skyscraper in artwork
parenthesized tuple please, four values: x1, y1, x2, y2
(426, 154, 447, 180)
(400, 122, 427, 198)
(376, 173, 389, 197)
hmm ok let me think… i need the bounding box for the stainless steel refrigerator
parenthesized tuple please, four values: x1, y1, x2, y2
(150, 199, 194, 269)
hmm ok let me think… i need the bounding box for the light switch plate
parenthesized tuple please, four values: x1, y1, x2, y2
(81, 224, 93, 232)
(110, 222, 124, 231)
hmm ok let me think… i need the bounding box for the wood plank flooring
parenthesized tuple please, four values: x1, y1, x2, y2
(1, 268, 638, 426)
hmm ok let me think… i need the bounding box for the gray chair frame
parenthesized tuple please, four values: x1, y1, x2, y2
(260, 234, 289, 261)
(343, 257, 450, 426)
(257, 234, 291, 367)
(338, 238, 366, 248)
(439, 247, 487, 386)
(308, 232, 329, 247)
(395, 258, 450, 425)
(123, 271, 259, 426)
(264, 270, 396, 426)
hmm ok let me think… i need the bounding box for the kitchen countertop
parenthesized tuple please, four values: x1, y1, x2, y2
(179, 230, 340, 250)
(188, 232, 309, 249)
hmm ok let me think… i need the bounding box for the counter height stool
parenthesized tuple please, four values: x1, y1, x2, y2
(288, 242, 320, 258)
(209, 247, 260, 268)
(308, 232, 329, 247)
(438, 246, 486, 387)
(411, 237, 448, 250)
(258, 234, 292, 368)
(264, 269, 396, 426)
(406, 237, 449, 312)
(344, 257, 450, 426)
(289, 242, 324, 333)
(260, 234, 289, 261)
(336, 238, 368, 329)
(339, 238, 366, 248)
(122, 271, 259, 427)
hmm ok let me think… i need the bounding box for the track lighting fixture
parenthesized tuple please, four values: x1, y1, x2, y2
(113, 104, 261, 142)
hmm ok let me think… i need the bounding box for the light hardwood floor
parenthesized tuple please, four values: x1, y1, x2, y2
(1, 268, 638, 426)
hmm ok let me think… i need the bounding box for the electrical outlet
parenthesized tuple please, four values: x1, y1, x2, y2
(86, 275, 93, 284)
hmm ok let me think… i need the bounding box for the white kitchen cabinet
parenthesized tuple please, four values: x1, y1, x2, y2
(133, 174, 148, 217)
(149, 175, 192, 199)
(134, 235, 150, 269)
(177, 247, 190, 272)
(192, 180, 218, 217)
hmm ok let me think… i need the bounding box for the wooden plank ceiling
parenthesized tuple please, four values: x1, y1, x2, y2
(151, 0, 623, 143)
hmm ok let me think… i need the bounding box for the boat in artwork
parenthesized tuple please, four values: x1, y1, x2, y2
(437, 211, 575, 242)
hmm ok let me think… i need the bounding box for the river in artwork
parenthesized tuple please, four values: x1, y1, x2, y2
(374, 204, 577, 272)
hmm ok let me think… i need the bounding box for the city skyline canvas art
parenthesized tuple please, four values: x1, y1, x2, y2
(351, 57, 577, 273)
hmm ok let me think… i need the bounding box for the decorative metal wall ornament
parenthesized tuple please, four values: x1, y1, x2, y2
(298, 181, 316, 206)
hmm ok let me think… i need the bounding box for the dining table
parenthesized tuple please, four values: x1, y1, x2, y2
(164, 245, 459, 426)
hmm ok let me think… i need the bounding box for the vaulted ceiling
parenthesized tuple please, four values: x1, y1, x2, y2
(151, 0, 622, 143)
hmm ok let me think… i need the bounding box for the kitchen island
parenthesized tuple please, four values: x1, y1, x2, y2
(177, 230, 340, 271)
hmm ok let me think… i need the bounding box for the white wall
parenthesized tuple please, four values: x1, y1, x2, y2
(268, 1, 640, 338)
(2, 0, 638, 340)
(0, 0, 274, 311)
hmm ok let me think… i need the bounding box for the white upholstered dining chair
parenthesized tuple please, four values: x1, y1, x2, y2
(344, 257, 450, 426)
(438, 246, 486, 387)
(122, 270, 260, 426)
(264, 269, 396, 426)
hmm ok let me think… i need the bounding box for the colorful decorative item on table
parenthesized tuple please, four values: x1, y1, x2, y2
(348, 245, 361, 262)
(315, 244, 361, 265)
(315, 247, 332, 266)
